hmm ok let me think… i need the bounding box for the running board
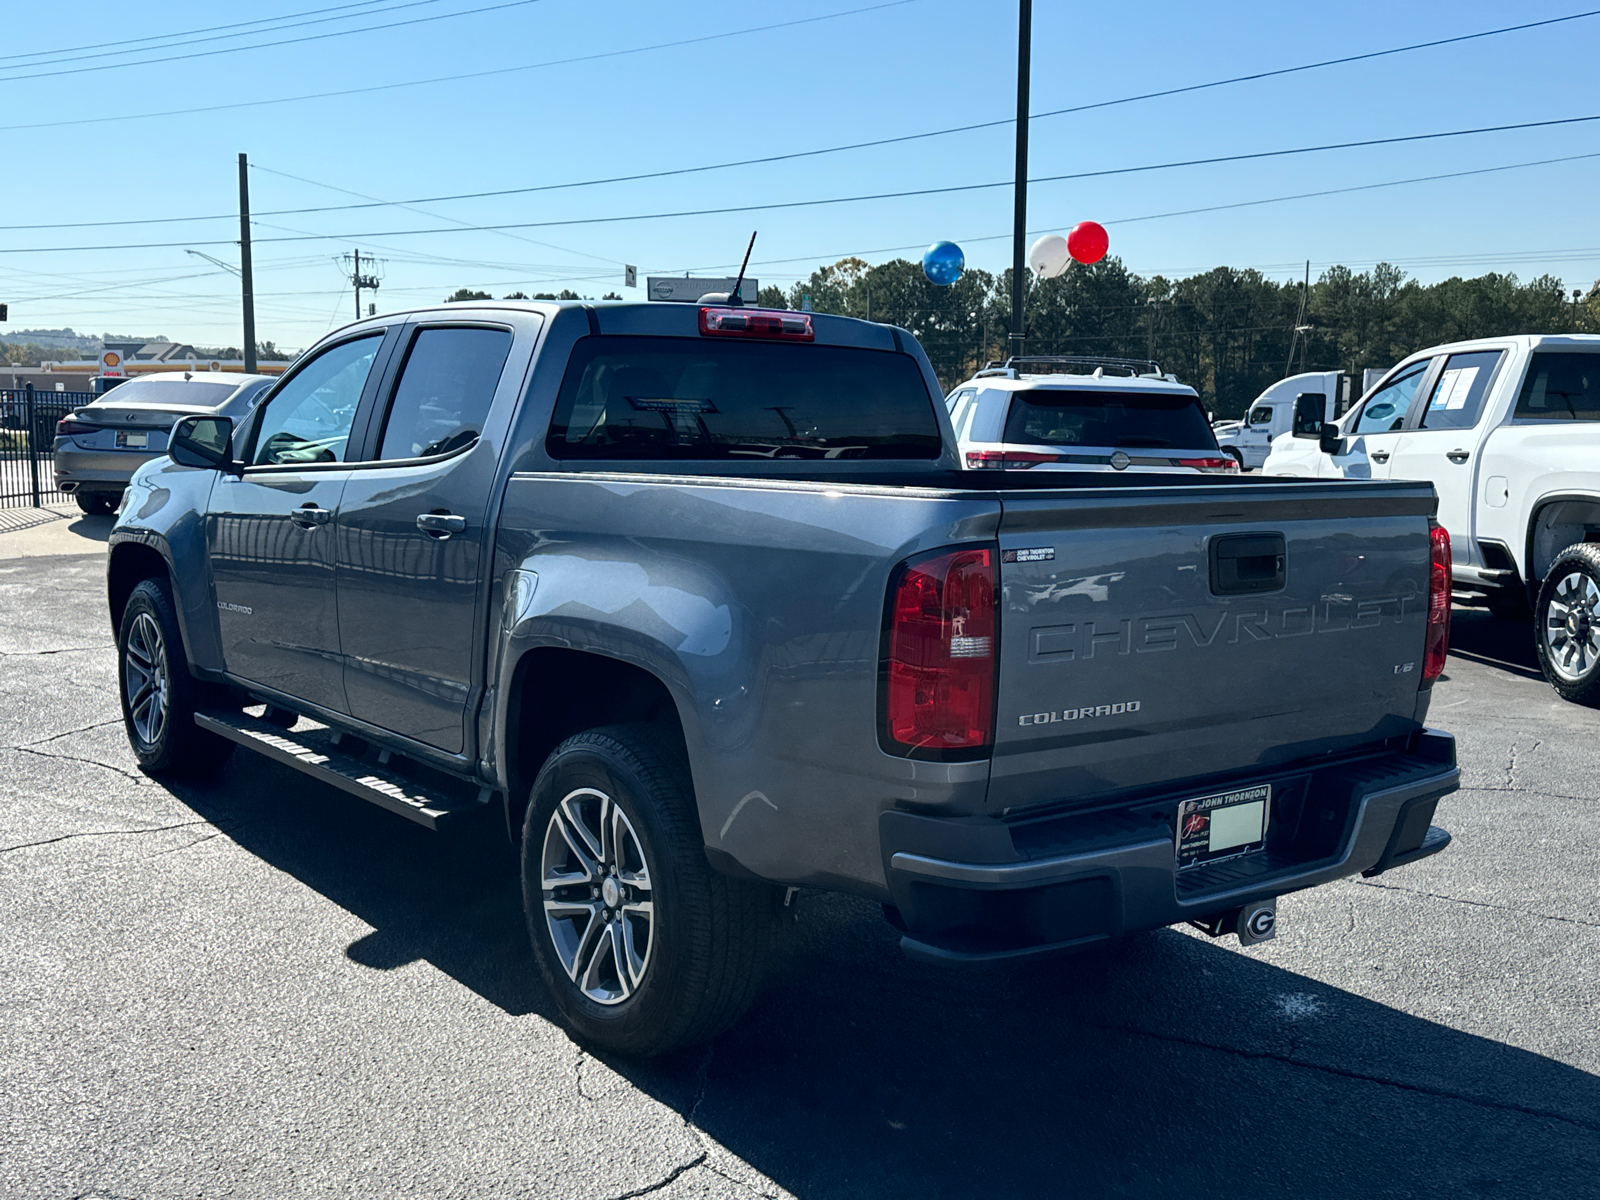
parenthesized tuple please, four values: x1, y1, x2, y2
(194, 710, 479, 831)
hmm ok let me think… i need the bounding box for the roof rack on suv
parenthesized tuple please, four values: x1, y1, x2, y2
(974, 355, 1173, 381)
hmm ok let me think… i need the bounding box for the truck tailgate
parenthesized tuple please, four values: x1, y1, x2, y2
(989, 480, 1437, 813)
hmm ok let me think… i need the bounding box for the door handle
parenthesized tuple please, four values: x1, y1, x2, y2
(1369, 450, 1390, 463)
(416, 511, 466, 538)
(290, 503, 331, 528)
(1446, 449, 1470, 463)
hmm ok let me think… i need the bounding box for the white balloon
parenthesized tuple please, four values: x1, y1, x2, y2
(1029, 234, 1070, 279)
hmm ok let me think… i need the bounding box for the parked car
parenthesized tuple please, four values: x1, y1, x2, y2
(947, 356, 1238, 473)
(1263, 334, 1600, 703)
(54, 371, 273, 514)
(108, 300, 1457, 1055)
(1213, 371, 1340, 470)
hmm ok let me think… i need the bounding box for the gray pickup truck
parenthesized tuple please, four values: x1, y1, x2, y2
(107, 300, 1459, 1055)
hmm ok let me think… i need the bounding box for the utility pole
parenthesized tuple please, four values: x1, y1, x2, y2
(346, 249, 380, 320)
(1284, 259, 1310, 378)
(1009, 0, 1032, 361)
(239, 153, 257, 374)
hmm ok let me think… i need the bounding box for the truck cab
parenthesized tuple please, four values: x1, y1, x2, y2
(1213, 372, 1339, 470)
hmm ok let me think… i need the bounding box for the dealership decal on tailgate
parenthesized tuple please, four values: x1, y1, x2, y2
(1176, 784, 1271, 869)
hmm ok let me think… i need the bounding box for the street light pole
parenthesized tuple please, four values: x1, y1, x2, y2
(1009, 0, 1032, 361)
(239, 153, 257, 374)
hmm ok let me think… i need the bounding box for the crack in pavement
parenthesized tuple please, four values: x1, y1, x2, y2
(12, 718, 122, 751)
(149, 829, 225, 858)
(0, 645, 111, 658)
(1, 818, 209, 855)
(1358, 877, 1600, 930)
(1456, 783, 1600, 806)
(599, 1151, 709, 1200)
(1090, 1018, 1600, 1135)
(10, 744, 151, 784)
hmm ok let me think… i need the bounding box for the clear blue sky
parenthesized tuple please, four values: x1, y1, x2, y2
(4, 0, 1600, 351)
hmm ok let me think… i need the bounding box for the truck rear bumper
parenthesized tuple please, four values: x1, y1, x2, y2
(881, 729, 1458, 964)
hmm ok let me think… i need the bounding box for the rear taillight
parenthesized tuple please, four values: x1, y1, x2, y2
(56, 416, 98, 436)
(965, 450, 1063, 469)
(1179, 456, 1239, 472)
(1423, 522, 1451, 682)
(884, 547, 996, 755)
(699, 306, 814, 341)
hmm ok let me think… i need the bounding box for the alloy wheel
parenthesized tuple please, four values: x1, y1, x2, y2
(124, 611, 170, 747)
(541, 787, 654, 1005)
(1545, 570, 1600, 681)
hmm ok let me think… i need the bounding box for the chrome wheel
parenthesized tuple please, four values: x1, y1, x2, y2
(1545, 570, 1600, 681)
(541, 786, 654, 1005)
(123, 611, 170, 747)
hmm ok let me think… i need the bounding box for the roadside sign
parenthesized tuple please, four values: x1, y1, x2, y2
(100, 350, 124, 378)
(624, 265, 637, 289)
(646, 276, 759, 303)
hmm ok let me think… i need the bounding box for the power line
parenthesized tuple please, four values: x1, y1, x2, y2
(0, 0, 548, 83)
(0, 1, 1562, 134)
(9, 109, 1600, 238)
(0, 0, 444, 70)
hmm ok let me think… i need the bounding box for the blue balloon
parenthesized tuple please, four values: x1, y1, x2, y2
(922, 240, 965, 285)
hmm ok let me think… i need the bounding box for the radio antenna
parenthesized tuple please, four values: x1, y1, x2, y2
(729, 231, 757, 307)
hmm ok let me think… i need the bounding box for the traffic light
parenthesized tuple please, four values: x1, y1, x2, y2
(0, 303, 8, 321)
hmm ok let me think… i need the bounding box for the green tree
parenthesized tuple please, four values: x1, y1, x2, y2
(446, 288, 493, 303)
(503, 291, 529, 300)
(756, 285, 787, 309)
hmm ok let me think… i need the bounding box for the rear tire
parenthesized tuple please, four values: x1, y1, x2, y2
(1535, 544, 1600, 705)
(75, 491, 116, 516)
(521, 725, 778, 1056)
(117, 577, 235, 777)
(1222, 446, 1245, 471)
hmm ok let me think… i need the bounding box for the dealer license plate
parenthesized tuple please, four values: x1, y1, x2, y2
(1176, 784, 1270, 869)
(115, 431, 147, 449)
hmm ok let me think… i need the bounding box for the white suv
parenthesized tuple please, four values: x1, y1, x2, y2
(947, 357, 1237, 474)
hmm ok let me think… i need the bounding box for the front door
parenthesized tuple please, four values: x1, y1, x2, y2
(1386, 348, 1506, 566)
(209, 332, 388, 712)
(1327, 358, 1435, 480)
(336, 324, 516, 753)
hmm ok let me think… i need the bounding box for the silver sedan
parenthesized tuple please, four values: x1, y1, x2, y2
(53, 372, 273, 514)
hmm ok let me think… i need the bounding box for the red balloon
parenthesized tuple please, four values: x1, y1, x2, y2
(1067, 220, 1109, 265)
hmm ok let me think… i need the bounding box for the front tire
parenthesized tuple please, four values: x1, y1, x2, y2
(521, 726, 778, 1056)
(117, 577, 235, 776)
(1535, 544, 1600, 704)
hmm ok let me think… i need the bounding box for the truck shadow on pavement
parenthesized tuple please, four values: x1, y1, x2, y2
(1447, 603, 1545, 681)
(167, 755, 1599, 1200)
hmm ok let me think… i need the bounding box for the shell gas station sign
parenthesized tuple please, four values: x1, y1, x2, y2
(100, 350, 124, 378)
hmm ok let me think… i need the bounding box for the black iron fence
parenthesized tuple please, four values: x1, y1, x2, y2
(0, 385, 94, 508)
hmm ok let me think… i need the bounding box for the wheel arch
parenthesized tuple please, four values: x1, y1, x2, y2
(1525, 493, 1600, 588)
(501, 647, 688, 845)
(107, 540, 174, 637)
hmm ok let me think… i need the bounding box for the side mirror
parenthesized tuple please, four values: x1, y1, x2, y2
(1290, 393, 1325, 438)
(1318, 423, 1344, 456)
(170, 415, 235, 471)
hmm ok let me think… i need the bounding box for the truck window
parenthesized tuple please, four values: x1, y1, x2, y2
(547, 337, 941, 460)
(1514, 352, 1600, 421)
(1001, 388, 1217, 450)
(250, 334, 382, 466)
(1351, 361, 1429, 434)
(1247, 406, 1273, 426)
(376, 327, 513, 460)
(1418, 350, 1503, 430)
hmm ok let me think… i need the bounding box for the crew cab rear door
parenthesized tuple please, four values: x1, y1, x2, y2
(333, 316, 535, 755)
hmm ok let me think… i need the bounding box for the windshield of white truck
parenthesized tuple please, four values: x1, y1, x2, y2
(1515, 352, 1600, 420)
(1002, 388, 1218, 450)
(547, 337, 941, 459)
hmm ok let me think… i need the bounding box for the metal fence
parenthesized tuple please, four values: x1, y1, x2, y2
(0, 386, 94, 508)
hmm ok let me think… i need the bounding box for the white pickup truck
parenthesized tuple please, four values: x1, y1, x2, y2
(1213, 371, 1340, 470)
(1264, 334, 1600, 703)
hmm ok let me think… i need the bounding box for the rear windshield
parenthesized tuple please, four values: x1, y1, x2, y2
(86, 377, 238, 408)
(1515, 352, 1600, 421)
(1003, 388, 1218, 450)
(547, 336, 941, 460)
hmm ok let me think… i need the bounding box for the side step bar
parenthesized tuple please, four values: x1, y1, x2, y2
(195, 711, 481, 831)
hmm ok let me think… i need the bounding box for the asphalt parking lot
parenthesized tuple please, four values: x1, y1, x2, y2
(1, 547, 1596, 1200)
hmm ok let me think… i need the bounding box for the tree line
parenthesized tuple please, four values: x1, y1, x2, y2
(756, 257, 1596, 417)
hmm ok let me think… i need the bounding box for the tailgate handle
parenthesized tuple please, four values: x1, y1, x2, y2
(1210, 532, 1286, 595)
